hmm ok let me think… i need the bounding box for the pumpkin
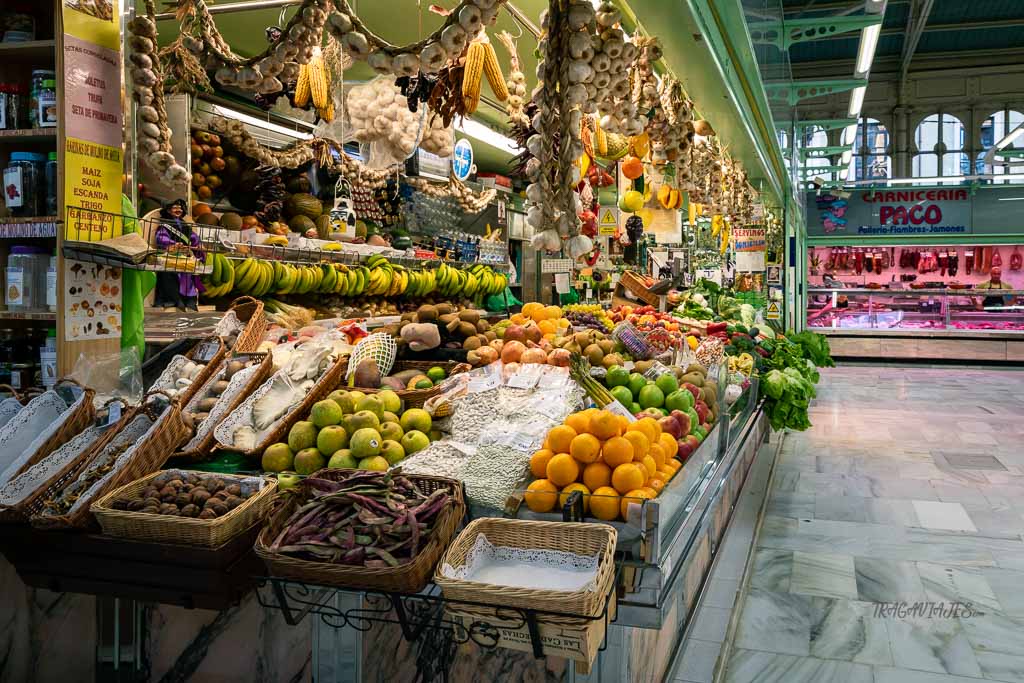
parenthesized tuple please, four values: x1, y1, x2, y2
(621, 155, 644, 180)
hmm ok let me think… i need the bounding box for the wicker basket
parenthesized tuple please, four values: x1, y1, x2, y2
(91, 470, 277, 547)
(30, 393, 191, 531)
(353, 360, 472, 409)
(5, 379, 97, 481)
(434, 518, 617, 619)
(255, 469, 465, 593)
(0, 384, 24, 404)
(618, 271, 659, 307)
(217, 355, 349, 458)
(150, 337, 229, 407)
(176, 353, 274, 461)
(226, 296, 267, 353)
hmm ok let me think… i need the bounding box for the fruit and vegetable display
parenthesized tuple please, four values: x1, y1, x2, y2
(260, 389, 434, 477)
(523, 409, 683, 522)
(266, 469, 453, 568)
(108, 471, 260, 519)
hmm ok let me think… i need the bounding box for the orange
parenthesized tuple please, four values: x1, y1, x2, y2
(665, 458, 682, 471)
(656, 467, 674, 481)
(611, 463, 646, 494)
(590, 486, 621, 521)
(658, 432, 678, 459)
(582, 461, 612, 491)
(529, 449, 555, 479)
(640, 486, 658, 498)
(547, 453, 580, 487)
(510, 312, 528, 325)
(617, 415, 631, 434)
(564, 411, 590, 434)
(544, 305, 562, 320)
(647, 477, 667, 494)
(538, 319, 558, 335)
(627, 418, 658, 446)
(602, 436, 635, 468)
(590, 411, 621, 440)
(648, 443, 667, 469)
(546, 425, 578, 454)
(524, 479, 558, 512)
(559, 482, 590, 512)
(570, 433, 602, 464)
(521, 302, 543, 319)
(620, 488, 655, 520)
(640, 455, 658, 478)
(622, 430, 649, 461)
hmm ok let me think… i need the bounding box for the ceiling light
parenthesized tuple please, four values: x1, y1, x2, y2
(455, 119, 521, 154)
(865, 0, 887, 15)
(841, 149, 853, 165)
(855, 24, 881, 75)
(888, 175, 965, 184)
(842, 123, 858, 145)
(848, 86, 866, 118)
(995, 123, 1024, 150)
(209, 104, 313, 140)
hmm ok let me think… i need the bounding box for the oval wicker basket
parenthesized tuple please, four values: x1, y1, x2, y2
(349, 360, 471, 409)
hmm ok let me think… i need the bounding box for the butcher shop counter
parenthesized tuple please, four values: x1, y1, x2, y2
(806, 288, 1024, 362)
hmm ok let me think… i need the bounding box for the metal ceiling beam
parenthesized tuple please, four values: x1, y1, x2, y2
(784, 0, 908, 13)
(801, 144, 854, 159)
(900, 0, 936, 91)
(776, 118, 859, 131)
(765, 78, 868, 105)
(793, 17, 1024, 42)
(749, 14, 883, 50)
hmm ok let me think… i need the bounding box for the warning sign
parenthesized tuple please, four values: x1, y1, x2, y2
(598, 207, 619, 236)
(766, 301, 781, 320)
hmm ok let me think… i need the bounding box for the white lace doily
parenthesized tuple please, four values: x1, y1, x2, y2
(0, 391, 73, 485)
(440, 534, 600, 593)
(180, 364, 260, 452)
(0, 397, 22, 429)
(0, 424, 107, 506)
(213, 310, 243, 338)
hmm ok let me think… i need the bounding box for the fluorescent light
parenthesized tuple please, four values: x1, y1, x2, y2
(865, 0, 887, 13)
(839, 168, 850, 181)
(455, 119, 521, 154)
(842, 123, 858, 145)
(841, 149, 853, 165)
(855, 24, 881, 75)
(847, 86, 866, 118)
(995, 123, 1024, 150)
(888, 175, 965, 184)
(997, 197, 1024, 201)
(210, 104, 313, 140)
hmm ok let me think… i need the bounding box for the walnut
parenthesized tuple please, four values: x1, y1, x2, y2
(200, 477, 225, 493)
(167, 478, 185, 490)
(152, 473, 173, 487)
(126, 499, 146, 511)
(198, 508, 217, 520)
(187, 473, 202, 486)
(225, 484, 242, 497)
(175, 493, 192, 508)
(142, 486, 160, 499)
(158, 503, 179, 515)
(191, 488, 211, 506)
(214, 490, 230, 500)
(207, 500, 228, 516)
(159, 486, 177, 503)
(180, 504, 200, 518)
(225, 495, 242, 510)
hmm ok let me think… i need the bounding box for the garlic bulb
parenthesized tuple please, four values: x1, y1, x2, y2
(367, 51, 393, 74)
(420, 42, 448, 73)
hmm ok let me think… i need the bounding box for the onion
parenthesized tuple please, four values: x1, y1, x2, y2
(500, 340, 526, 364)
(521, 348, 547, 364)
(548, 349, 571, 367)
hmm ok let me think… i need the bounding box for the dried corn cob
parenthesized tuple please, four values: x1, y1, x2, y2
(481, 40, 508, 101)
(294, 63, 311, 107)
(462, 41, 485, 114)
(309, 54, 330, 110)
(595, 118, 608, 156)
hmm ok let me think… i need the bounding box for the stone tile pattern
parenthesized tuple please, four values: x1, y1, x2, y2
(724, 366, 1024, 683)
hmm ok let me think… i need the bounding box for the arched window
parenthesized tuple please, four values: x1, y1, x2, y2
(844, 117, 891, 180)
(912, 113, 967, 179)
(977, 109, 1024, 182)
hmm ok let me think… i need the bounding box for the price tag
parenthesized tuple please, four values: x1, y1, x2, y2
(605, 399, 637, 422)
(586, 288, 593, 300)
(537, 365, 570, 389)
(554, 273, 570, 294)
(467, 363, 502, 393)
(831, 291, 838, 307)
(507, 364, 543, 389)
(107, 401, 121, 425)
(193, 341, 220, 362)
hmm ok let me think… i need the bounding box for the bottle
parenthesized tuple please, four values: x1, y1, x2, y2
(46, 250, 56, 312)
(39, 328, 56, 388)
(45, 152, 57, 216)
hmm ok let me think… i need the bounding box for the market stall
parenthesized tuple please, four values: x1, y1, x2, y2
(804, 185, 1024, 361)
(0, 0, 824, 680)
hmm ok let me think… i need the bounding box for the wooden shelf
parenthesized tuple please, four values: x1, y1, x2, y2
(0, 128, 57, 142)
(0, 311, 57, 321)
(0, 40, 56, 61)
(0, 217, 58, 238)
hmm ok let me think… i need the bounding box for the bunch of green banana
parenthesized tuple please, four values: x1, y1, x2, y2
(201, 253, 236, 298)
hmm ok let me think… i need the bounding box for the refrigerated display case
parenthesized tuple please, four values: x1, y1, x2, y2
(805, 244, 1024, 361)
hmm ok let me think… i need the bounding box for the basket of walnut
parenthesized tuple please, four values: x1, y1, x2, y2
(91, 470, 276, 548)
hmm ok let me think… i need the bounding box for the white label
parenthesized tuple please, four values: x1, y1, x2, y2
(39, 349, 57, 388)
(554, 272, 570, 294)
(38, 92, 57, 127)
(46, 267, 57, 307)
(831, 291, 838, 307)
(585, 288, 593, 300)
(10, 370, 21, 389)
(467, 363, 502, 393)
(3, 167, 24, 208)
(0, 93, 6, 128)
(606, 399, 637, 421)
(507, 364, 543, 390)
(536, 365, 570, 389)
(108, 401, 122, 425)
(5, 267, 24, 305)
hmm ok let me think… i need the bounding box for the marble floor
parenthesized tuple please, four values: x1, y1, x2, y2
(722, 365, 1024, 683)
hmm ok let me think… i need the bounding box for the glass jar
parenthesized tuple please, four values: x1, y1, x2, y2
(36, 79, 56, 128)
(28, 69, 53, 129)
(45, 151, 57, 216)
(0, 329, 11, 386)
(3, 151, 43, 216)
(39, 328, 56, 388)
(6, 245, 44, 311)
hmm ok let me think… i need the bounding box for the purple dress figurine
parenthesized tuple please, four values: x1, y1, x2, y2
(154, 198, 205, 311)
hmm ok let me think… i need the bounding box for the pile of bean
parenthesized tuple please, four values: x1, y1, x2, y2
(400, 441, 471, 480)
(268, 470, 451, 568)
(460, 444, 532, 511)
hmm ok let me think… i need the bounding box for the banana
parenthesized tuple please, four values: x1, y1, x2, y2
(211, 253, 224, 286)
(320, 263, 337, 293)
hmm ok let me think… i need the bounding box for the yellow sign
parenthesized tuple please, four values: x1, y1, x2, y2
(598, 207, 618, 236)
(62, 0, 122, 242)
(64, 138, 123, 240)
(766, 301, 781, 320)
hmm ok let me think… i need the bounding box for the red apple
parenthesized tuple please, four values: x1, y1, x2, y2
(637, 408, 663, 421)
(701, 422, 711, 434)
(683, 383, 700, 401)
(659, 416, 682, 439)
(694, 401, 709, 423)
(676, 440, 694, 460)
(670, 410, 692, 435)
(684, 435, 700, 451)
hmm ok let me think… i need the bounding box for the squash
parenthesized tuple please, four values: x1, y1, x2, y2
(315, 214, 333, 240)
(288, 215, 315, 233)
(285, 193, 324, 220)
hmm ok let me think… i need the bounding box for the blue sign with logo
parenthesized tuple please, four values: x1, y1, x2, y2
(452, 138, 474, 181)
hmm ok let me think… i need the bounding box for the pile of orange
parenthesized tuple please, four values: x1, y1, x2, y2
(524, 408, 682, 522)
(511, 304, 572, 340)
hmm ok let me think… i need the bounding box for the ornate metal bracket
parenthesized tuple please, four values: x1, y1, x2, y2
(799, 164, 849, 176)
(776, 118, 859, 132)
(800, 144, 854, 160)
(749, 15, 883, 51)
(765, 79, 868, 106)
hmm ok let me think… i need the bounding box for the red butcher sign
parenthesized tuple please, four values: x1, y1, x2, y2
(808, 188, 972, 236)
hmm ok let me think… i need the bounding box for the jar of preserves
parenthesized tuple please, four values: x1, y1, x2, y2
(6, 245, 45, 311)
(28, 69, 54, 128)
(4, 152, 44, 217)
(36, 79, 56, 128)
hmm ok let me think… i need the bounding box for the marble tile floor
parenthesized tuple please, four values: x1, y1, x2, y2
(722, 366, 1024, 683)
